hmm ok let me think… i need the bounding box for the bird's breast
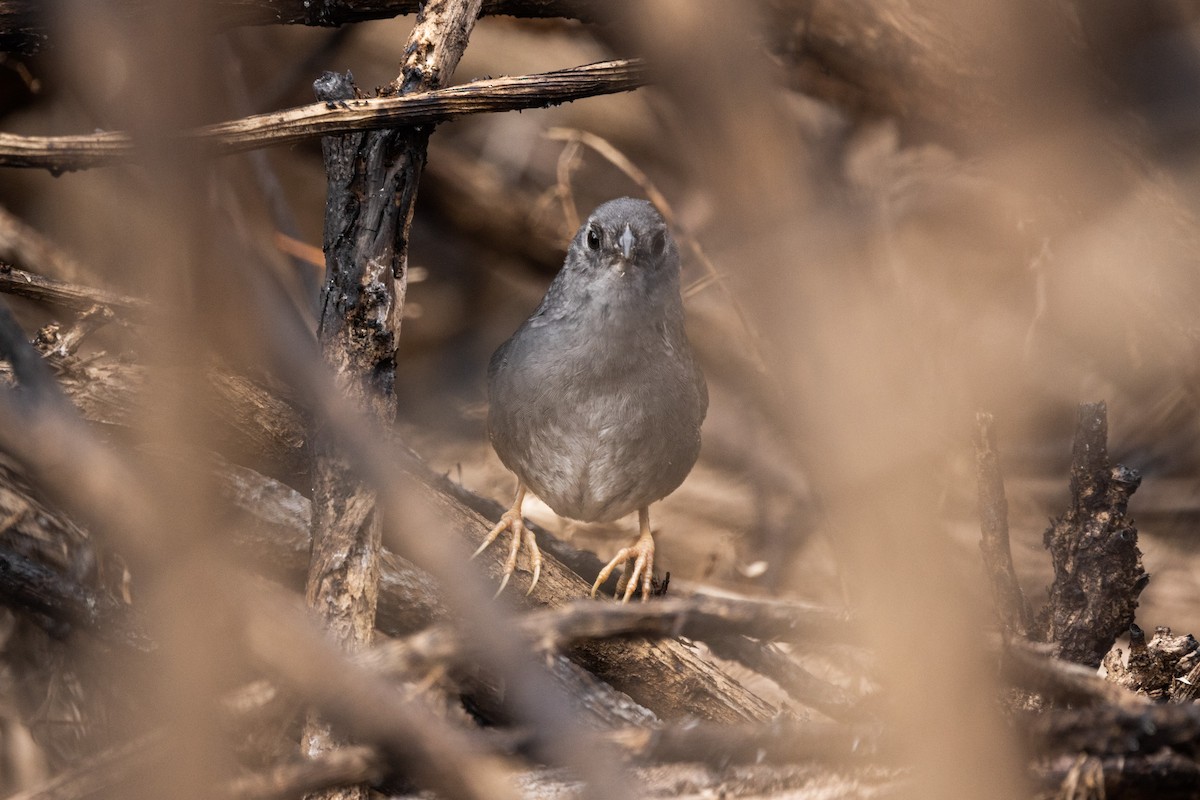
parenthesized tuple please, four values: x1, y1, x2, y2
(488, 321, 704, 523)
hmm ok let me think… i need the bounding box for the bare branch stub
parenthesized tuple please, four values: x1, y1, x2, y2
(974, 411, 1033, 637)
(1037, 401, 1148, 668)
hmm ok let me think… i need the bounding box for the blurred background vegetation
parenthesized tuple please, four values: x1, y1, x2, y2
(4, 2, 1200, 797)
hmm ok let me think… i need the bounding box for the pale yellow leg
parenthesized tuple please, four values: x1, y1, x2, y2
(590, 507, 656, 603)
(472, 483, 543, 596)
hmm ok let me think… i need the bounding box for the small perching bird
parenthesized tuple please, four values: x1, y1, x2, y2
(476, 197, 708, 602)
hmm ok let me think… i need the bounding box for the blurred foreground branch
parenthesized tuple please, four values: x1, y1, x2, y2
(974, 412, 1032, 637)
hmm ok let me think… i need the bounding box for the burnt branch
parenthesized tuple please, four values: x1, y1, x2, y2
(1024, 703, 1200, 760)
(0, 297, 75, 416)
(0, 60, 647, 172)
(0, 0, 608, 53)
(302, 3, 484, 793)
(1031, 751, 1200, 800)
(1037, 402, 1147, 667)
(0, 541, 150, 653)
(0, 265, 146, 317)
(360, 596, 848, 677)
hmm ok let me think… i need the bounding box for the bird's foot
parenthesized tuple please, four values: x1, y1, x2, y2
(591, 528, 656, 603)
(473, 507, 543, 597)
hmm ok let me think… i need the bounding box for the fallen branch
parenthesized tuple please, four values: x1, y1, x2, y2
(1000, 638, 1147, 710)
(608, 717, 877, 767)
(359, 596, 848, 678)
(0, 264, 147, 317)
(1031, 750, 1200, 800)
(0, 352, 779, 724)
(1023, 703, 1200, 759)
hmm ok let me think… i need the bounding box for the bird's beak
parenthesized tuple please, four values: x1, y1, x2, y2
(618, 224, 635, 261)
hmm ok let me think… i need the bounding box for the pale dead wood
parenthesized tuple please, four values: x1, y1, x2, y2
(974, 411, 1032, 637)
(1101, 624, 1200, 704)
(0, 61, 647, 172)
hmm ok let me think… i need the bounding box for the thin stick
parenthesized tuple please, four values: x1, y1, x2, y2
(974, 411, 1032, 637)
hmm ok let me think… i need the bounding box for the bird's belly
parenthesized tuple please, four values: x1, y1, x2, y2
(513, 401, 699, 524)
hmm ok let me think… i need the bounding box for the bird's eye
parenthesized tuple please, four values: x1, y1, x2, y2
(650, 230, 668, 257)
(585, 225, 601, 251)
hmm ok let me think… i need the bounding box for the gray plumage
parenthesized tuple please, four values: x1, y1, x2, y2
(488, 198, 708, 523)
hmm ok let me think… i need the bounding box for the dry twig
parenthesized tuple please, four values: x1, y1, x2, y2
(0, 61, 646, 172)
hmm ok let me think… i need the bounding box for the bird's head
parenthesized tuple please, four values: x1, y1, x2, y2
(575, 197, 678, 283)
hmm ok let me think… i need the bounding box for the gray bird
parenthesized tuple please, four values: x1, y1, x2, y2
(475, 197, 708, 602)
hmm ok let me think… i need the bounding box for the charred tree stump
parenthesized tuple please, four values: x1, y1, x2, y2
(1037, 401, 1148, 668)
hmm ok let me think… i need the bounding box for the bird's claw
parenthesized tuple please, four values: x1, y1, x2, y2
(475, 509, 543, 597)
(591, 532, 655, 603)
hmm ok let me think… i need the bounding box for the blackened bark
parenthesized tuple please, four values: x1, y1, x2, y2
(302, 2, 483, 794)
(1037, 402, 1147, 667)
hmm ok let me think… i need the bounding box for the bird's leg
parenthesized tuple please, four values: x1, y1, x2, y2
(472, 482, 543, 596)
(591, 507, 656, 603)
